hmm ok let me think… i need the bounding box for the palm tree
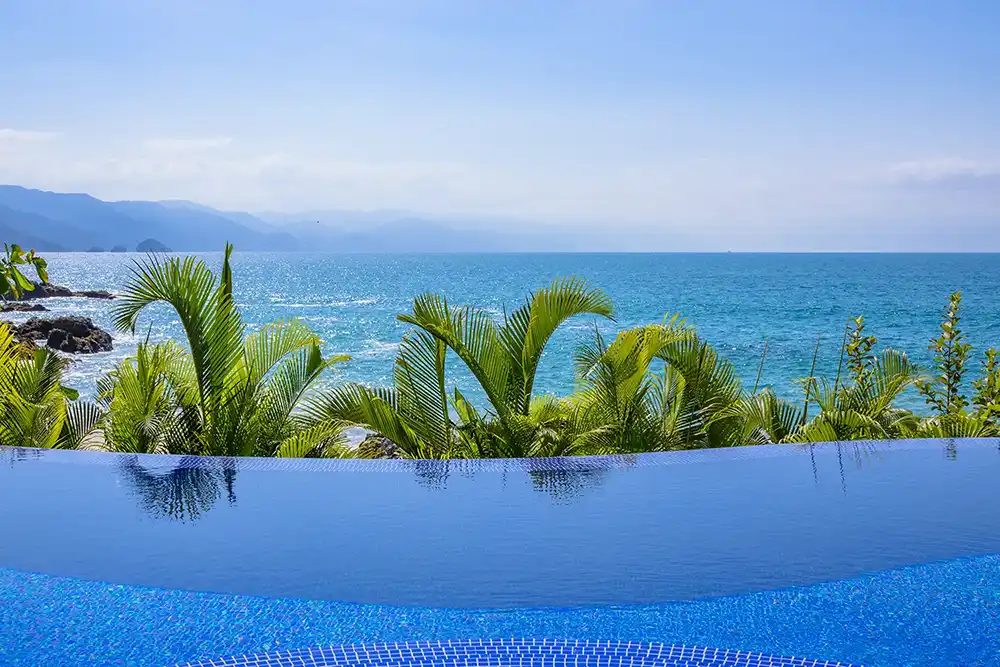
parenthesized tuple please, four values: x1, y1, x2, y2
(0, 324, 100, 448)
(791, 348, 919, 442)
(568, 323, 684, 453)
(107, 244, 350, 457)
(568, 319, 752, 452)
(97, 340, 200, 454)
(712, 388, 804, 446)
(305, 277, 614, 458)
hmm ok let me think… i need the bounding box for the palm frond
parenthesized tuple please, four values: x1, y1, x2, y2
(501, 277, 614, 412)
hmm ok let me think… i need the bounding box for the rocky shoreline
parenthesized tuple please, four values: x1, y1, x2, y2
(2, 282, 115, 354)
(1, 302, 48, 313)
(7, 281, 115, 301)
(13, 316, 114, 354)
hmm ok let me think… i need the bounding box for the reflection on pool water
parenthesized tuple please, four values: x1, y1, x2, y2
(0, 440, 998, 666)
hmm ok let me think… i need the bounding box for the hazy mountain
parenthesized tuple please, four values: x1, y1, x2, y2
(159, 200, 285, 234)
(110, 200, 299, 251)
(257, 209, 417, 230)
(284, 216, 600, 253)
(0, 186, 152, 249)
(0, 205, 73, 251)
(0, 186, 298, 252)
(0, 184, 595, 253)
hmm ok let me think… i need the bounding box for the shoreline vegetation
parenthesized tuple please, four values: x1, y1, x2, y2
(2, 244, 999, 459)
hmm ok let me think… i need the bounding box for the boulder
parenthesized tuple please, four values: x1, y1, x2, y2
(1, 302, 48, 312)
(75, 289, 115, 300)
(18, 282, 74, 299)
(357, 435, 402, 459)
(14, 316, 113, 354)
(7, 282, 114, 301)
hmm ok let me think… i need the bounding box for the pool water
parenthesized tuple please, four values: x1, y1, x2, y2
(1, 440, 998, 666)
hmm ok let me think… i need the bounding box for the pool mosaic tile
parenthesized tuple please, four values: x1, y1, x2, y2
(176, 639, 862, 667)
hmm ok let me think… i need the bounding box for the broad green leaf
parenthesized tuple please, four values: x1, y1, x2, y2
(11, 267, 33, 292)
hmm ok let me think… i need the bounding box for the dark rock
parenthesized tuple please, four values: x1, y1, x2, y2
(75, 289, 115, 300)
(136, 238, 171, 253)
(14, 316, 113, 354)
(7, 281, 114, 301)
(357, 435, 402, 459)
(46, 328, 70, 349)
(110, 245, 128, 253)
(17, 282, 74, 299)
(0, 302, 48, 312)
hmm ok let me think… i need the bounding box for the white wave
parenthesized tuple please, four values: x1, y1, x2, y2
(329, 297, 379, 307)
(359, 339, 400, 357)
(278, 297, 379, 308)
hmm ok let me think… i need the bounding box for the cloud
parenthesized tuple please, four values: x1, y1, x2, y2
(142, 137, 233, 153)
(0, 147, 484, 213)
(884, 157, 1000, 186)
(1, 129, 996, 226)
(0, 129, 59, 142)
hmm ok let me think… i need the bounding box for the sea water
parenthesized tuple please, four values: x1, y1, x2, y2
(9, 252, 1000, 409)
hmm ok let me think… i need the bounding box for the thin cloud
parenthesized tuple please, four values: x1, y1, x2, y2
(0, 129, 59, 142)
(143, 137, 233, 153)
(885, 157, 1000, 185)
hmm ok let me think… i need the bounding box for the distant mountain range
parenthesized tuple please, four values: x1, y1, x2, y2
(0, 185, 588, 253)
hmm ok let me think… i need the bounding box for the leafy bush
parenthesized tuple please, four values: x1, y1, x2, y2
(6, 245, 1000, 458)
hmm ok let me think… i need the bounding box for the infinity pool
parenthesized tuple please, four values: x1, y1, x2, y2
(1, 440, 998, 666)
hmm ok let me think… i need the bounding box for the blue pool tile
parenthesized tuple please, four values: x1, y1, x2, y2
(175, 639, 862, 667)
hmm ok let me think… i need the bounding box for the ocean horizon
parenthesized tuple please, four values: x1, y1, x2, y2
(8, 251, 1000, 410)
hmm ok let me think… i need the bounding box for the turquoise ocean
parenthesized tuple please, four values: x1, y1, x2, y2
(10, 252, 1000, 411)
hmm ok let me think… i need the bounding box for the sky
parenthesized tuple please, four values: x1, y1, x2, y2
(1, 0, 999, 249)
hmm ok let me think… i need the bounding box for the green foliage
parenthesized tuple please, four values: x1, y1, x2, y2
(5, 250, 1000, 459)
(845, 316, 877, 389)
(917, 292, 972, 415)
(0, 244, 49, 300)
(791, 349, 919, 442)
(971, 348, 1000, 425)
(566, 320, 693, 453)
(105, 244, 351, 457)
(0, 324, 101, 448)
(97, 340, 199, 454)
(304, 277, 615, 458)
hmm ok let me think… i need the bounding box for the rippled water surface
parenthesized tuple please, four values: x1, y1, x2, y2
(1, 440, 998, 666)
(12, 252, 1000, 405)
(1, 440, 998, 607)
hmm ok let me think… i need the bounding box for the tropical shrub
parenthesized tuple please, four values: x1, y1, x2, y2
(304, 278, 615, 458)
(0, 243, 48, 300)
(102, 244, 351, 457)
(790, 346, 920, 442)
(912, 292, 1000, 437)
(4, 243, 1000, 460)
(0, 324, 100, 448)
(566, 319, 747, 452)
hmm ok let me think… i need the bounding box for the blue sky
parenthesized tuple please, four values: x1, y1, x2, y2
(1, 1, 998, 248)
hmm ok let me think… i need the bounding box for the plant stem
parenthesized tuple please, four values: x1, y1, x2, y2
(752, 339, 768, 395)
(802, 332, 822, 426)
(833, 321, 849, 396)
